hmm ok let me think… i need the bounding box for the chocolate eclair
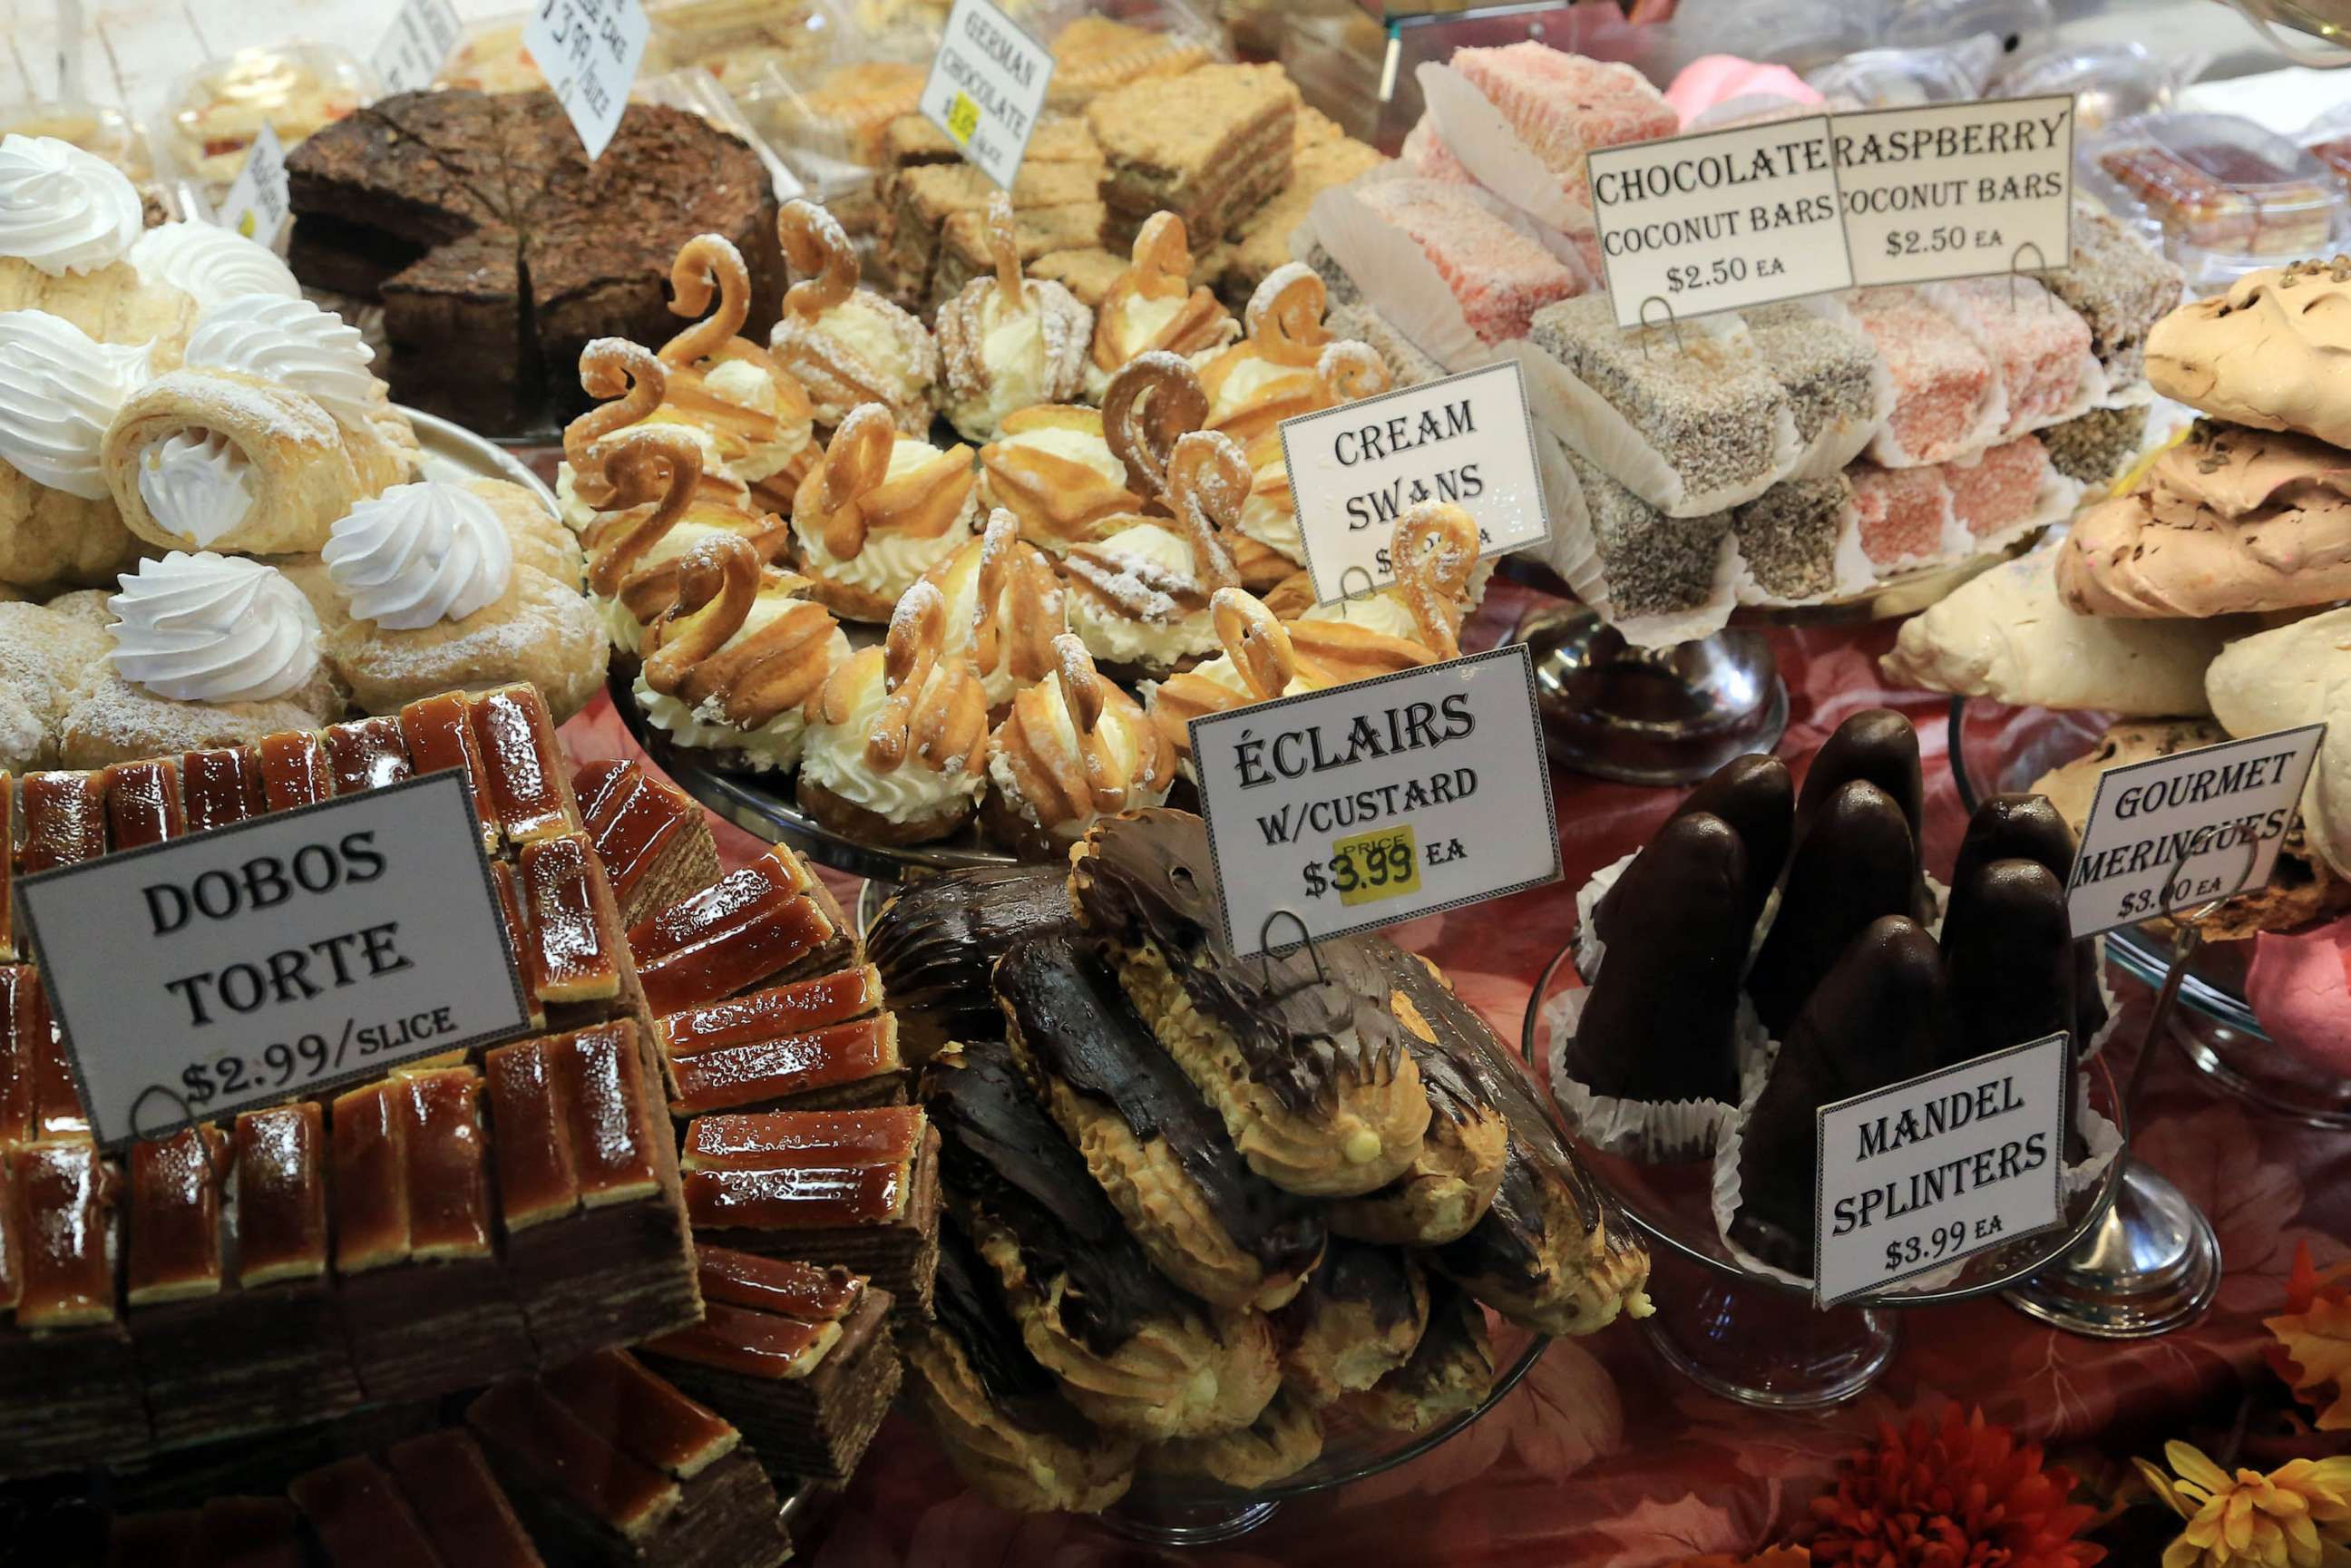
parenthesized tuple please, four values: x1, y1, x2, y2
(996, 932, 1327, 1310)
(1951, 794, 2107, 1051)
(1746, 780, 1918, 1039)
(1276, 1239, 1430, 1407)
(1595, 752, 1791, 945)
(1732, 916, 1951, 1272)
(902, 1220, 1140, 1514)
(1341, 1275, 1497, 1436)
(1941, 859, 2074, 1065)
(1565, 813, 1749, 1107)
(1144, 1388, 1324, 1491)
(922, 1041, 1282, 1438)
(867, 862, 1078, 1062)
(1068, 809, 1431, 1198)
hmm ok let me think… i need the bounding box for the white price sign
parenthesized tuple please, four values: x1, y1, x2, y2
(373, 0, 464, 94)
(526, 0, 651, 161)
(1188, 644, 1560, 958)
(212, 123, 289, 244)
(1836, 96, 2074, 288)
(15, 773, 532, 1147)
(919, 0, 1054, 190)
(1813, 1033, 2069, 1305)
(2065, 723, 2324, 940)
(1585, 116, 1852, 327)
(1283, 362, 1550, 607)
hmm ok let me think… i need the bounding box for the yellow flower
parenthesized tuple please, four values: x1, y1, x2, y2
(2133, 1442, 2351, 1568)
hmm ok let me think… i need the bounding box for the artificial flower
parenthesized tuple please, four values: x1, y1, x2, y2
(1802, 1405, 2104, 1566)
(2132, 1442, 2351, 1568)
(2268, 1242, 2351, 1432)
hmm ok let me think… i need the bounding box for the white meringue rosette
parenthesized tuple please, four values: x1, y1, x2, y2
(108, 551, 322, 703)
(136, 431, 258, 548)
(322, 481, 515, 630)
(0, 309, 153, 498)
(0, 133, 141, 277)
(127, 222, 302, 316)
(182, 295, 378, 426)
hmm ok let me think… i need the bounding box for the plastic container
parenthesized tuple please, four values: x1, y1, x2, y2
(635, 65, 810, 200)
(164, 44, 375, 190)
(1029, 0, 1232, 112)
(2304, 104, 2351, 194)
(648, 0, 834, 97)
(1994, 40, 2185, 133)
(1877, 0, 2052, 57)
(1803, 36, 2002, 109)
(0, 100, 190, 222)
(2088, 112, 2346, 287)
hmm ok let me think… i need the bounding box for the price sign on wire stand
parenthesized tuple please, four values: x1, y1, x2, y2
(526, 0, 651, 161)
(1834, 95, 2075, 288)
(373, 0, 463, 94)
(15, 772, 533, 1147)
(918, 0, 1054, 190)
(212, 123, 289, 244)
(1187, 643, 1560, 958)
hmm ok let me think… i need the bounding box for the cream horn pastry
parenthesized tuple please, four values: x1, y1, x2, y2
(175, 292, 416, 469)
(1145, 1388, 1323, 1491)
(1146, 588, 1336, 773)
(1285, 502, 1480, 685)
(0, 307, 151, 588)
(922, 1040, 1283, 1440)
(790, 404, 980, 623)
(635, 531, 851, 772)
(771, 200, 937, 434)
(583, 426, 791, 655)
(938, 191, 1093, 445)
(1083, 212, 1237, 402)
(983, 634, 1175, 857)
(868, 863, 1079, 1060)
(797, 580, 989, 844)
(922, 508, 1066, 712)
(1341, 1274, 1495, 1436)
(1196, 266, 1390, 446)
(977, 405, 1147, 558)
(1746, 778, 1919, 1040)
(903, 1219, 1140, 1514)
(556, 339, 753, 531)
(1277, 1239, 1429, 1407)
(995, 931, 1326, 1311)
(1068, 808, 1432, 1198)
(655, 233, 816, 489)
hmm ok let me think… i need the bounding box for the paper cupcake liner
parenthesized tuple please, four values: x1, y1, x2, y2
(1544, 986, 1743, 1163)
(1728, 483, 1879, 609)
(1415, 62, 1596, 239)
(1573, 846, 1639, 983)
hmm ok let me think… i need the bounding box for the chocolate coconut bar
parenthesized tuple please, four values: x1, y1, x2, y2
(1564, 445, 1734, 618)
(574, 760, 720, 929)
(642, 1246, 900, 1482)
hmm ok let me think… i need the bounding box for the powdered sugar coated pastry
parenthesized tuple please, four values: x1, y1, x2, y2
(0, 309, 153, 499)
(772, 199, 938, 434)
(126, 221, 301, 316)
(108, 551, 322, 703)
(322, 481, 515, 630)
(182, 295, 380, 427)
(936, 192, 1092, 444)
(0, 133, 141, 278)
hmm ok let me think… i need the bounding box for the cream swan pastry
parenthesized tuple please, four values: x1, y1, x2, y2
(977, 404, 1149, 559)
(1195, 265, 1389, 446)
(1229, 338, 1395, 591)
(983, 631, 1175, 858)
(1286, 502, 1481, 685)
(1082, 213, 1237, 403)
(919, 507, 1068, 713)
(1146, 587, 1334, 771)
(937, 190, 1092, 444)
(554, 338, 759, 531)
(771, 199, 938, 435)
(798, 579, 989, 844)
(583, 426, 792, 655)
(790, 403, 980, 623)
(655, 232, 816, 498)
(635, 531, 850, 772)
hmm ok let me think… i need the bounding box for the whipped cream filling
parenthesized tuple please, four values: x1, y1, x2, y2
(0, 134, 141, 277)
(999, 423, 1127, 489)
(138, 431, 258, 547)
(183, 294, 378, 426)
(1239, 460, 1302, 560)
(989, 676, 1166, 834)
(108, 550, 321, 703)
(812, 295, 930, 400)
(793, 439, 973, 601)
(1204, 355, 1305, 424)
(800, 657, 986, 822)
(1300, 589, 1425, 643)
(126, 221, 300, 315)
(0, 308, 153, 498)
(323, 481, 514, 630)
(704, 356, 780, 414)
(1067, 523, 1219, 669)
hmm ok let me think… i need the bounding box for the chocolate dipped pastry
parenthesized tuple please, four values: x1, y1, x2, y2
(902, 1219, 1139, 1514)
(1950, 794, 2108, 1051)
(1592, 752, 1791, 946)
(1068, 809, 1432, 1198)
(1275, 1239, 1429, 1407)
(922, 1041, 1281, 1440)
(1745, 779, 1918, 1040)
(1144, 1388, 1323, 1491)
(867, 862, 1078, 1061)
(1565, 813, 1750, 1108)
(997, 932, 1326, 1310)
(1792, 706, 1931, 920)
(1940, 859, 2075, 1066)
(1732, 917, 1952, 1272)
(1341, 1275, 1496, 1436)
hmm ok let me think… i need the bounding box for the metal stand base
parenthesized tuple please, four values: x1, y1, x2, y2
(2005, 1157, 2220, 1338)
(1097, 1496, 1281, 1546)
(1641, 1251, 1897, 1408)
(1516, 606, 1789, 785)
(2170, 1014, 2351, 1129)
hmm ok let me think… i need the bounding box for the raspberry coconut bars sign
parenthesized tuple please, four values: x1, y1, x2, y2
(921, 0, 1055, 190)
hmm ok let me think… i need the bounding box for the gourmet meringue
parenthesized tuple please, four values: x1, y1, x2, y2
(126, 221, 301, 316)
(1083, 212, 1237, 401)
(2147, 256, 2351, 451)
(936, 191, 1093, 444)
(771, 200, 937, 434)
(791, 404, 979, 622)
(108, 551, 322, 703)
(135, 431, 257, 548)
(976, 404, 1145, 557)
(0, 309, 153, 498)
(322, 481, 515, 630)
(182, 294, 379, 426)
(798, 581, 989, 842)
(0, 134, 141, 277)
(984, 632, 1173, 854)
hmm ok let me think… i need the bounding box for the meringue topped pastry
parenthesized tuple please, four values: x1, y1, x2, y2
(936, 190, 1093, 444)
(321, 480, 514, 630)
(584, 425, 792, 653)
(108, 550, 323, 704)
(771, 199, 938, 434)
(1196, 267, 1390, 444)
(798, 579, 989, 844)
(976, 404, 1146, 557)
(136, 430, 257, 549)
(653, 232, 815, 488)
(984, 631, 1174, 857)
(180, 293, 381, 429)
(1082, 212, 1237, 402)
(791, 403, 980, 623)
(921, 508, 1068, 711)
(0, 132, 141, 279)
(0, 308, 152, 499)
(126, 220, 301, 316)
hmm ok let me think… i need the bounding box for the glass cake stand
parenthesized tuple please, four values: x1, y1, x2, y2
(1523, 941, 2130, 1407)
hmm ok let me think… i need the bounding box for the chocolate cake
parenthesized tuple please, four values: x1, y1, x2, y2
(287, 90, 782, 434)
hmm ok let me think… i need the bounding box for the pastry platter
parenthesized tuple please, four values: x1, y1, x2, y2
(405, 406, 561, 508)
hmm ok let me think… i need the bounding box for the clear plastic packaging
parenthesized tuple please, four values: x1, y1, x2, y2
(2304, 103, 2351, 193)
(1802, 36, 2001, 108)
(1877, 0, 2052, 56)
(1029, 0, 1232, 112)
(164, 44, 375, 190)
(648, 0, 834, 96)
(634, 66, 808, 201)
(1994, 40, 2185, 133)
(0, 100, 190, 222)
(2088, 113, 2347, 287)
(436, 17, 679, 94)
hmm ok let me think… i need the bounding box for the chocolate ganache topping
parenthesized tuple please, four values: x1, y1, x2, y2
(1307, 1237, 1423, 1333)
(869, 862, 1078, 1053)
(995, 933, 1326, 1281)
(924, 1041, 1208, 1356)
(933, 1218, 1061, 1405)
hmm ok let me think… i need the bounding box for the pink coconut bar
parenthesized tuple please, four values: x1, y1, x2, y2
(1937, 278, 2095, 437)
(1944, 436, 2053, 539)
(1848, 287, 1997, 467)
(1451, 42, 1678, 208)
(1849, 463, 1956, 568)
(1355, 179, 1581, 346)
(1400, 116, 1477, 185)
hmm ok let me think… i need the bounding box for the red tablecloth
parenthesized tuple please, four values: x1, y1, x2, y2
(560, 581, 2351, 1568)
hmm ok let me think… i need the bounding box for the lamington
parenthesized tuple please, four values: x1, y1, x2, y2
(1088, 63, 1301, 250)
(1563, 444, 1733, 618)
(1849, 287, 1999, 468)
(2040, 404, 2150, 487)
(1936, 277, 2097, 437)
(1848, 462, 1958, 570)
(1943, 436, 2055, 539)
(1448, 43, 1678, 214)
(1358, 180, 1580, 346)
(2044, 204, 2185, 387)
(1740, 301, 1886, 464)
(1732, 475, 1855, 601)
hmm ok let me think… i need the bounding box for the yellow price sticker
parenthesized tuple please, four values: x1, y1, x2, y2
(945, 91, 980, 145)
(1330, 824, 1421, 909)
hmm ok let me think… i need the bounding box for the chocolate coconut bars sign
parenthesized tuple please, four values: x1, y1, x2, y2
(1188, 644, 1560, 956)
(17, 773, 532, 1146)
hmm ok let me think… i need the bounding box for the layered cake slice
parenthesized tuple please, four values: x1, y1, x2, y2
(1088, 63, 1300, 249)
(627, 846, 853, 1017)
(661, 966, 902, 1115)
(574, 759, 721, 929)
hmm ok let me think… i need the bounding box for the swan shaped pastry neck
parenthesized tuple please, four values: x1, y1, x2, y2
(1390, 501, 1481, 658)
(565, 338, 668, 509)
(779, 199, 857, 322)
(1102, 351, 1209, 501)
(660, 233, 755, 368)
(587, 427, 706, 599)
